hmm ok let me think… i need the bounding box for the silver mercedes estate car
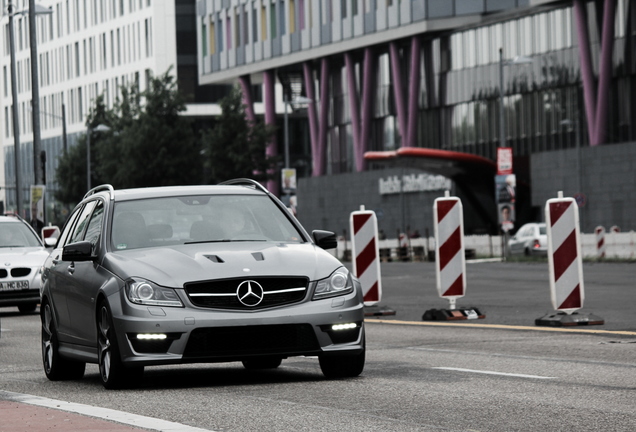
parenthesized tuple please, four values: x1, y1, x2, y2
(40, 180, 365, 389)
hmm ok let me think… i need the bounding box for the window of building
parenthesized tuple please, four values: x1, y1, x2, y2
(270, 4, 276, 38)
(78, 86, 83, 121)
(144, 18, 152, 57)
(261, 5, 267, 40)
(66, 0, 70, 35)
(210, 18, 216, 54)
(289, 0, 296, 33)
(226, 16, 231, 49)
(234, 7, 240, 47)
(299, 0, 305, 29)
(202, 20, 207, 57)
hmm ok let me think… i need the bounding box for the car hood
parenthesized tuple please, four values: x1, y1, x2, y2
(0, 247, 51, 267)
(103, 242, 344, 288)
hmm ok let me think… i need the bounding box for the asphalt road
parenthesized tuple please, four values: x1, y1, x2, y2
(367, 260, 636, 331)
(1, 261, 635, 431)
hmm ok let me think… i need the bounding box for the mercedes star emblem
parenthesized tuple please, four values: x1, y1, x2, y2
(237, 280, 264, 307)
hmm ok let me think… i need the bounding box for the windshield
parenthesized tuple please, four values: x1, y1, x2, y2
(111, 194, 305, 250)
(0, 221, 42, 248)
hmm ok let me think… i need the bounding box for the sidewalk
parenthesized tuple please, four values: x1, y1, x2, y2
(0, 400, 149, 432)
(0, 391, 212, 432)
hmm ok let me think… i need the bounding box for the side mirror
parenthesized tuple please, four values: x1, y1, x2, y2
(312, 230, 338, 250)
(44, 237, 57, 248)
(62, 241, 94, 262)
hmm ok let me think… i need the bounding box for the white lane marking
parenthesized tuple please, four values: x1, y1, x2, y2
(0, 390, 215, 432)
(432, 367, 556, 380)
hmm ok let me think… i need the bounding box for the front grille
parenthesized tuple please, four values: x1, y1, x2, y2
(0, 269, 7, 278)
(183, 324, 320, 359)
(11, 268, 31, 277)
(185, 277, 308, 310)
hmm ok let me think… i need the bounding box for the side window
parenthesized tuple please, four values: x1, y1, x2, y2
(57, 205, 84, 248)
(84, 201, 104, 253)
(69, 201, 97, 244)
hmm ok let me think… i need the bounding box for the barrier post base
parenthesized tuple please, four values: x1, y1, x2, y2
(535, 311, 604, 327)
(422, 307, 485, 321)
(364, 305, 397, 317)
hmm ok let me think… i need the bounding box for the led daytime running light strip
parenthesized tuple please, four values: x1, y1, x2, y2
(331, 323, 357, 331)
(137, 334, 167, 340)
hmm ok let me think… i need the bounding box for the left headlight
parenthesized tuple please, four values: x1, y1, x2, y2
(312, 267, 354, 300)
(126, 279, 183, 307)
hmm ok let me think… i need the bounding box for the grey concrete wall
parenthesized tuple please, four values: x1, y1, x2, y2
(296, 168, 453, 240)
(531, 142, 636, 233)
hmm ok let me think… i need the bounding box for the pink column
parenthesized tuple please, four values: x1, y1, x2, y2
(263, 70, 278, 193)
(573, 0, 597, 144)
(238, 75, 256, 124)
(358, 48, 376, 172)
(315, 58, 330, 176)
(345, 52, 361, 160)
(406, 36, 421, 147)
(389, 42, 408, 145)
(592, 0, 617, 146)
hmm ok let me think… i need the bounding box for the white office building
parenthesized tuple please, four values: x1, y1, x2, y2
(1, 0, 217, 221)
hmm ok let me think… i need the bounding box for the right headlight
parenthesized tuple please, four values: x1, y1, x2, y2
(312, 267, 354, 300)
(125, 278, 183, 307)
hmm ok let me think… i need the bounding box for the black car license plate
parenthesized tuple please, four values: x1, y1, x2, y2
(0, 280, 29, 291)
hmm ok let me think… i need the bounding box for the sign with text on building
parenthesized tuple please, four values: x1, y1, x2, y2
(497, 147, 514, 175)
(378, 173, 451, 195)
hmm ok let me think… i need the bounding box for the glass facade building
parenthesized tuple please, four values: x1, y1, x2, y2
(198, 0, 635, 179)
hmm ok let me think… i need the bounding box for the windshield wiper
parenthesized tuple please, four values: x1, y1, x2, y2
(184, 239, 232, 245)
(184, 239, 267, 245)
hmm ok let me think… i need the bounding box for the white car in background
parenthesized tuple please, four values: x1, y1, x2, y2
(0, 214, 55, 313)
(508, 222, 548, 256)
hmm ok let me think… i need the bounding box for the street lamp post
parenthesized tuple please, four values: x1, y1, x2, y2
(283, 95, 313, 170)
(86, 124, 111, 191)
(7, 1, 23, 216)
(498, 48, 533, 148)
(28, 1, 53, 186)
(4, 1, 52, 216)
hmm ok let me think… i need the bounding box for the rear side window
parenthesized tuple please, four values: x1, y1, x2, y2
(69, 201, 97, 244)
(84, 201, 104, 253)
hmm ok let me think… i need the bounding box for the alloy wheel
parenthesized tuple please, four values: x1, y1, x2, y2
(98, 306, 112, 382)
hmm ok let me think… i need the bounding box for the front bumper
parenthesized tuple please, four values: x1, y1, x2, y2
(110, 290, 365, 367)
(0, 268, 42, 307)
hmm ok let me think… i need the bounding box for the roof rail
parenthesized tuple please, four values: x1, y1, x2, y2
(83, 184, 115, 200)
(218, 178, 270, 194)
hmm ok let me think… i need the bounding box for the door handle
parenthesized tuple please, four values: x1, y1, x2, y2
(67, 263, 75, 275)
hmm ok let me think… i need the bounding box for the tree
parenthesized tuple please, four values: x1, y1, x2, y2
(55, 70, 201, 205)
(54, 96, 114, 204)
(202, 86, 278, 184)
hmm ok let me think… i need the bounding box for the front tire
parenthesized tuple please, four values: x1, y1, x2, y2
(97, 301, 143, 389)
(19, 303, 38, 314)
(41, 301, 85, 380)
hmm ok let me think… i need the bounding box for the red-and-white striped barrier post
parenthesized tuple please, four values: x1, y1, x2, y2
(350, 206, 382, 306)
(546, 192, 584, 314)
(434, 192, 466, 309)
(537, 192, 603, 326)
(595, 226, 606, 258)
